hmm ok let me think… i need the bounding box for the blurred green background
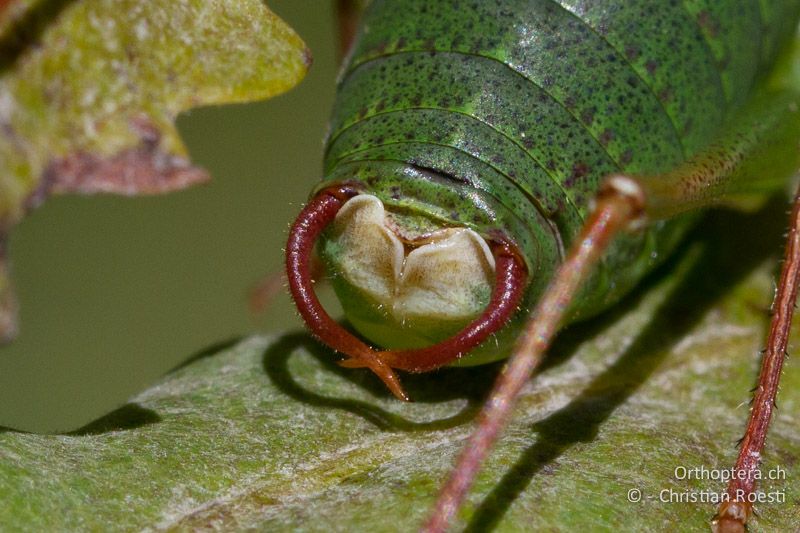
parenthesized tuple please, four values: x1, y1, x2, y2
(0, 2, 337, 433)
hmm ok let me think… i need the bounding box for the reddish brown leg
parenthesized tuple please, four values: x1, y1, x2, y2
(713, 184, 800, 533)
(422, 180, 644, 533)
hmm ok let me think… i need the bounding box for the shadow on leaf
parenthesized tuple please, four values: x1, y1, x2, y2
(172, 335, 244, 372)
(68, 403, 161, 436)
(262, 331, 504, 432)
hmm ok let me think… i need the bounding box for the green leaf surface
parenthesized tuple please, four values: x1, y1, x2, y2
(0, 0, 309, 337)
(2, 204, 800, 531)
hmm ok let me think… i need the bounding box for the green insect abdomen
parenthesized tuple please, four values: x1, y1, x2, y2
(318, 0, 800, 359)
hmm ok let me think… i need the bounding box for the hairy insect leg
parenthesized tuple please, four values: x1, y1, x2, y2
(422, 178, 645, 533)
(712, 183, 800, 533)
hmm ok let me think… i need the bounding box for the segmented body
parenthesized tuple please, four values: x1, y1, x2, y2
(318, 0, 800, 362)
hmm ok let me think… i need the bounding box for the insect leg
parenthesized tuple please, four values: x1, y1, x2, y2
(712, 183, 800, 533)
(422, 178, 645, 533)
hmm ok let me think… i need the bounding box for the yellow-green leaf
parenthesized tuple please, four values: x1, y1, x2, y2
(0, 0, 310, 338)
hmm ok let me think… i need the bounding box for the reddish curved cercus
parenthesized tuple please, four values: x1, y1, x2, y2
(285, 183, 529, 401)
